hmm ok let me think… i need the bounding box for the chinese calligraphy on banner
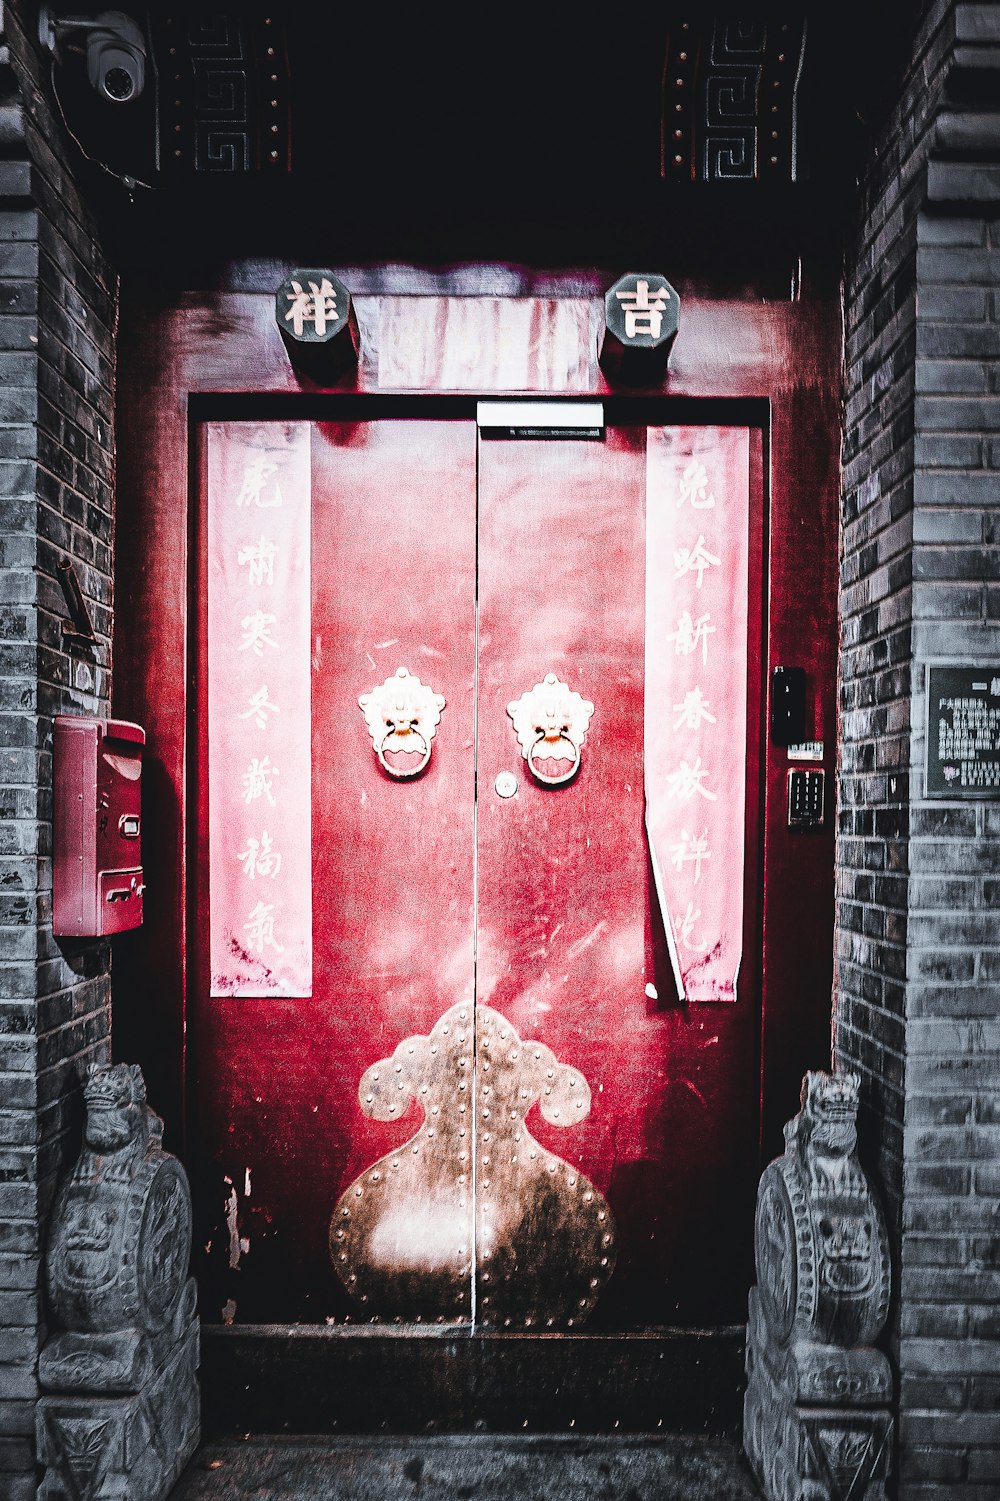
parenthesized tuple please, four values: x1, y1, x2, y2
(645, 427, 750, 1003)
(207, 423, 312, 996)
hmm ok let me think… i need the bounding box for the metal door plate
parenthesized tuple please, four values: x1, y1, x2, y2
(330, 1002, 616, 1327)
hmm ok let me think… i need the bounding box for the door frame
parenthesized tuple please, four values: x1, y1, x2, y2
(113, 280, 840, 1261)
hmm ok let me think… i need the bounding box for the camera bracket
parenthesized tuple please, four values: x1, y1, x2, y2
(38, 7, 146, 103)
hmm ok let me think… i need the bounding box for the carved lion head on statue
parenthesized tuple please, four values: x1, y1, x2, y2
(796, 1070, 861, 1159)
(83, 1063, 147, 1152)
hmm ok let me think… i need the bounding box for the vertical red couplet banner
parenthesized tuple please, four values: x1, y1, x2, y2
(645, 426, 750, 1003)
(207, 422, 312, 997)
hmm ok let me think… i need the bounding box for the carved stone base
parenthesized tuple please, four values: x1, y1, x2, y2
(745, 1290, 892, 1501)
(37, 1314, 199, 1501)
(744, 1355, 891, 1501)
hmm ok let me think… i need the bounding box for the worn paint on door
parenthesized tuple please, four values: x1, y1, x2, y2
(198, 418, 760, 1327)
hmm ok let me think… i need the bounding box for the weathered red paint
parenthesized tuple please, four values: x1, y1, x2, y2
(193, 419, 764, 1325)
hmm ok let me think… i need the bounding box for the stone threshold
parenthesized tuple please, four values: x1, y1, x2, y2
(200, 1324, 747, 1440)
(170, 1433, 762, 1501)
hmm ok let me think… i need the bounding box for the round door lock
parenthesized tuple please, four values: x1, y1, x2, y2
(494, 771, 519, 799)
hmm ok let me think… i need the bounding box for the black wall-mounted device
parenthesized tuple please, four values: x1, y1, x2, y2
(770, 666, 806, 747)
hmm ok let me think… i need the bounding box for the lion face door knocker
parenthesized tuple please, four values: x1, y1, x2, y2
(507, 672, 594, 787)
(359, 666, 446, 780)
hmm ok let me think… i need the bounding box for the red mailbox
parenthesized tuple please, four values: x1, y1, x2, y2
(53, 716, 145, 938)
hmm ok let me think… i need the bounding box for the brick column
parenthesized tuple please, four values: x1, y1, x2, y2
(838, 3, 1000, 1496)
(0, 5, 116, 1496)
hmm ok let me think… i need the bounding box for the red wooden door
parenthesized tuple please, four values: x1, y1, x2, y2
(476, 429, 759, 1328)
(198, 419, 478, 1323)
(196, 416, 761, 1328)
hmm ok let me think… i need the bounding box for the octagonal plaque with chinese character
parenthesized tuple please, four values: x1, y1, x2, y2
(275, 268, 359, 379)
(599, 271, 680, 386)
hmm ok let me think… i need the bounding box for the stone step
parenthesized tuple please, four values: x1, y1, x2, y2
(170, 1434, 762, 1501)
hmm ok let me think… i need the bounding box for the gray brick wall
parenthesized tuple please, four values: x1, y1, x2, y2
(0, 4, 116, 1494)
(839, 0, 953, 1254)
(838, 3, 1000, 1496)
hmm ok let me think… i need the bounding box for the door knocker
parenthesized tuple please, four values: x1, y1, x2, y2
(507, 673, 594, 786)
(359, 667, 445, 780)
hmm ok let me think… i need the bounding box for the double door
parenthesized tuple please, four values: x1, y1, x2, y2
(197, 415, 762, 1329)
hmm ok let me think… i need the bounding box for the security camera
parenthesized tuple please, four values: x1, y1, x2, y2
(39, 8, 146, 103)
(86, 12, 145, 102)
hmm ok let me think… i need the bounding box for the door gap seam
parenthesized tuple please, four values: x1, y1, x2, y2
(470, 428, 481, 1330)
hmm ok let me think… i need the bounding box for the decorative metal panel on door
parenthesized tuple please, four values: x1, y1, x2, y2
(198, 418, 760, 1328)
